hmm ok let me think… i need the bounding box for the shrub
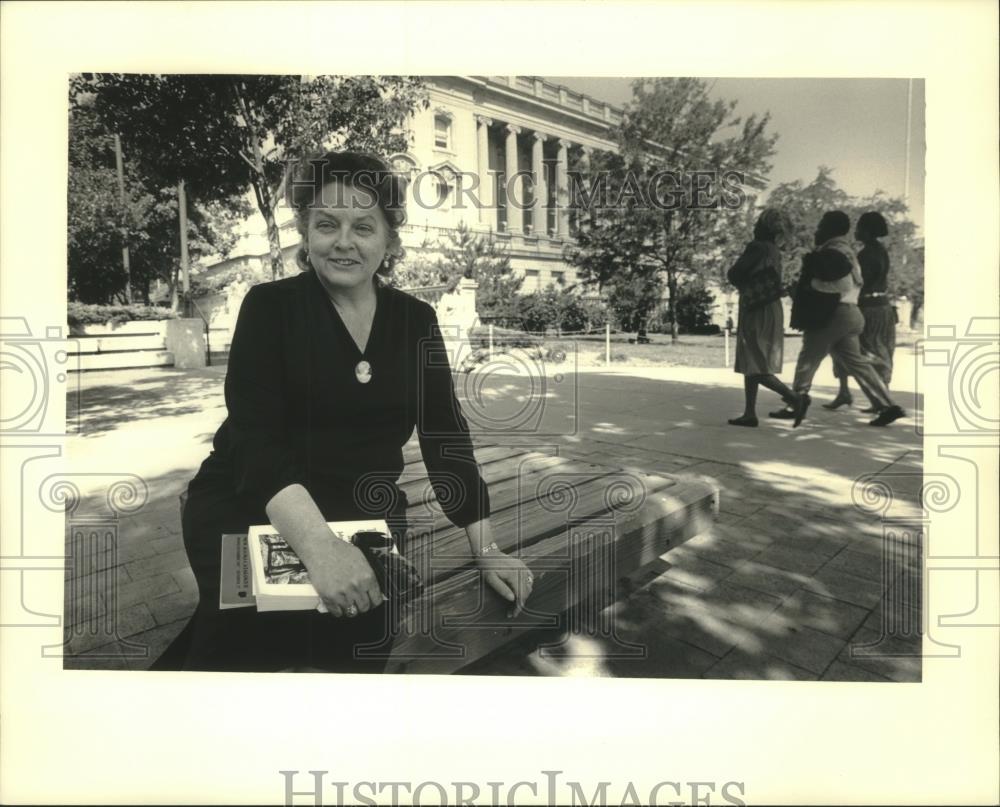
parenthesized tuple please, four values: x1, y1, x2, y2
(674, 280, 717, 334)
(514, 285, 593, 333)
(467, 326, 542, 351)
(67, 302, 177, 328)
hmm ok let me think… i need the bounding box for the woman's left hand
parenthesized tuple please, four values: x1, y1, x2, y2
(475, 551, 534, 617)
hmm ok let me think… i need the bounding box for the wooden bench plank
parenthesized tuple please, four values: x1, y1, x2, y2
(402, 462, 683, 586)
(375, 474, 718, 674)
(398, 448, 567, 512)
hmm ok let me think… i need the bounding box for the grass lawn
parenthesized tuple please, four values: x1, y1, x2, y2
(538, 331, 918, 368)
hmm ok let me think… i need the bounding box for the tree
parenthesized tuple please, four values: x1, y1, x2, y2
(606, 272, 662, 334)
(767, 168, 924, 311)
(514, 285, 590, 333)
(73, 74, 429, 280)
(432, 222, 524, 324)
(674, 278, 717, 334)
(68, 104, 248, 304)
(566, 78, 778, 342)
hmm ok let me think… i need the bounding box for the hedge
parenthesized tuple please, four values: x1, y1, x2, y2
(68, 302, 178, 328)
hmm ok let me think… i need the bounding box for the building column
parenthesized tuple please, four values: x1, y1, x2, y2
(579, 146, 593, 229)
(531, 131, 546, 236)
(476, 115, 494, 228)
(555, 138, 570, 238)
(504, 123, 522, 234)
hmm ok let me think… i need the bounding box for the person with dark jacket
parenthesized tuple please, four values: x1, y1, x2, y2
(773, 211, 905, 427)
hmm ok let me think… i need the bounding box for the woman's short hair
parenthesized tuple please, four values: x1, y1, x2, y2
(819, 210, 851, 238)
(284, 150, 408, 278)
(857, 211, 889, 238)
(753, 208, 787, 242)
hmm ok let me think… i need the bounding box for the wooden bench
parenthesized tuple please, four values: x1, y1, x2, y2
(177, 442, 719, 674)
(374, 442, 718, 674)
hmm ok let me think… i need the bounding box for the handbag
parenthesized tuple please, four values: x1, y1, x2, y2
(739, 265, 785, 311)
(790, 277, 840, 331)
(351, 530, 424, 605)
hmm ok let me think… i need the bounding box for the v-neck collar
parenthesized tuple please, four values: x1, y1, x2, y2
(310, 270, 383, 359)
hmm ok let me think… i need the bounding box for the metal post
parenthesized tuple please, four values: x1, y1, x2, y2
(605, 321, 611, 365)
(178, 180, 190, 316)
(113, 134, 132, 303)
(724, 325, 730, 368)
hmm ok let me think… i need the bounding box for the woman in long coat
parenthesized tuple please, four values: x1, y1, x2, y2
(727, 208, 802, 427)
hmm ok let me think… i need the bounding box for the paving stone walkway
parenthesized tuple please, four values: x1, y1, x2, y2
(62, 347, 923, 680)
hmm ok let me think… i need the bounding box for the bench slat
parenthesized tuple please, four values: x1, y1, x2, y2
(381, 475, 718, 674)
(403, 463, 681, 587)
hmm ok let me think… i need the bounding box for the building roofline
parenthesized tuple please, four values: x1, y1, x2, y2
(445, 76, 766, 188)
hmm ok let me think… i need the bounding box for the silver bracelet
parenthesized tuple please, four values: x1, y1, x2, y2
(479, 541, 500, 557)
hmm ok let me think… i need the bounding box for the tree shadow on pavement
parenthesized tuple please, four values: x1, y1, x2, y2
(459, 369, 925, 682)
(69, 367, 226, 438)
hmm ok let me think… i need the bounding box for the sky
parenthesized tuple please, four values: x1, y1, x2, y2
(551, 77, 925, 233)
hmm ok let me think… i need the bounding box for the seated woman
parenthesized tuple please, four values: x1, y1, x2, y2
(155, 151, 532, 672)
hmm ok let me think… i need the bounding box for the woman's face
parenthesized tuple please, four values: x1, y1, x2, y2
(307, 180, 392, 294)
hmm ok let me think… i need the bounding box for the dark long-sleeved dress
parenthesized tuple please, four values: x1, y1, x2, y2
(161, 269, 490, 672)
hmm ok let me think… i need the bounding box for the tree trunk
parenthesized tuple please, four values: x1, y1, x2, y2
(234, 79, 284, 280)
(663, 216, 678, 343)
(168, 261, 179, 312)
(667, 269, 679, 344)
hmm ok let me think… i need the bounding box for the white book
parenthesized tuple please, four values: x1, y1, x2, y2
(246, 519, 391, 612)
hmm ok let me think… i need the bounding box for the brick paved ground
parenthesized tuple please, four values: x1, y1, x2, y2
(62, 347, 923, 680)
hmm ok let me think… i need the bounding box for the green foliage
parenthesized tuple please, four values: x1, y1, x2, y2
(67, 302, 177, 328)
(432, 222, 524, 324)
(387, 254, 449, 291)
(67, 104, 250, 304)
(606, 272, 663, 334)
(511, 285, 594, 333)
(767, 167, 924, 304)
(673, 279, 717, 333)
(189, 262, 270, 299)
(566, 78, 778, 340)
(73, 73, 429, 279)
(577, 297, 609, 330)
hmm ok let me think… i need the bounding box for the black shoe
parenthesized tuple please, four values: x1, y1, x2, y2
(822, 392, 853, 410)
(860, 405, 881, 414)
(869, 405, 905, 427)
(728, 415, 759, 427)
(768, 406, 796, 419)
(793, 393, 811, 428)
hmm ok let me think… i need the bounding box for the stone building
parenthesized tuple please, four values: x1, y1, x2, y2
(214, 76, 627, 294)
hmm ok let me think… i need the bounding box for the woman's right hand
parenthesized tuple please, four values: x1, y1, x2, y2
(307, 540, 384, 618)
(263, 485, 385, 618)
